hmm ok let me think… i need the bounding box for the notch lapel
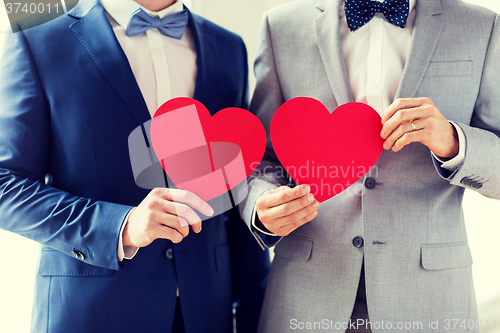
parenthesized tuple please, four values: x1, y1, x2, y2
(314, 0, 353, 106)
(189, 12, 218, 115)
(68, 0, 150, 125)
(395, 0, 443, 99)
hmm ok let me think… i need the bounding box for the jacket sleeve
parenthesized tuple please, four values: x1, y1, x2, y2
(434, 14, 500, 200)
(0, 28, 132, 271)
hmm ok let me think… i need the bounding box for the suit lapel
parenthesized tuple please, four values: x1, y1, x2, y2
(189, 13, 218, 115)
(395, 0, 443, 99)
(314, 0, 353, 106)
(68, 0, 150, 125)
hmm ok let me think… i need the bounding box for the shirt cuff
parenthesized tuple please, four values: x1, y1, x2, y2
(251, 205, 277, 237)
(250, 203, 281, 247)
(432, 121, 466, 171)
(118, 208, 140, 262)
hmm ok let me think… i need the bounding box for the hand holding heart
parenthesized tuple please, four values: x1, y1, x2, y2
(123, 188, 214, 247)
(129, 96, 459, 240)
(255, 97, 459, 236)
(255, 184, 320, 237)
(381, 97, 459, 159)
(125, 97, 266, 247)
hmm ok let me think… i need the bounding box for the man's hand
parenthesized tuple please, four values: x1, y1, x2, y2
(123, 188, 214, 247)
(255, 184, 320, 237)
(380, 97, 459, 159)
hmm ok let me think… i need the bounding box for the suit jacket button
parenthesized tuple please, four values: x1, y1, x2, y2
(460, 177, 469, 185)
(71, 250, 79, 259)
(165, 248, 174, 260)
(476, 183, 483, 189)
(352, 236, 364, 248)
(365, 177, 376, 189)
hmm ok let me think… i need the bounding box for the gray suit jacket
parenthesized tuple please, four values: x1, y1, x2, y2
(240, 0, 500, 332)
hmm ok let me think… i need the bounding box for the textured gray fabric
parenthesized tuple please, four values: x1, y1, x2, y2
(240, 0, 500, 332)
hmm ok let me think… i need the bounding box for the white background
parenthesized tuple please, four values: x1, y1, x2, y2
(1, 0, 500, 332)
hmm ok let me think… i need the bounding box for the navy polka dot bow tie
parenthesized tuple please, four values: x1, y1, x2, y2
(344, 0, 410, 31)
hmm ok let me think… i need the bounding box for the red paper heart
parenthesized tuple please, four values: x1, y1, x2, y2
(150, 98, 266, 202)
(271, 97, 384, 202)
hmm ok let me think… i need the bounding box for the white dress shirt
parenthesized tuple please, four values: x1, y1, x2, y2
(340, 0, 465, 170)
(99, 0, 197, 260)
(101, 0, 197, 117)
(252, 0, 466, 235)
(341, 0, 416, 114)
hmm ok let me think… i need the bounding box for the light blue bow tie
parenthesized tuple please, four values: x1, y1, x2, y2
(126, 8, 189, 39)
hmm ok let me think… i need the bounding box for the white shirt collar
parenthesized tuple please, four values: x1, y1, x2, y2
(100, 0, 184, 29)
(408, 0, 417, 13)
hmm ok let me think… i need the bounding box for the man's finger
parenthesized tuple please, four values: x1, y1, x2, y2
(164, 201, 203, 227)
(383, 119, 422, 150)
(191, 221, 202, 233)
(381, 107, 422, 139)
(269, 199, 320, 234)
(154, 224, 185, 244)
(391, 130, 421, 152)
(164, 211, 202, 234)
(264, 184, 311, 208)
(157, 213, 190, 237)
(381, 98, 425, 124)
(265, 192, 316, 220)
(154, 188, 214, 217)
(275, 208, 319, 237)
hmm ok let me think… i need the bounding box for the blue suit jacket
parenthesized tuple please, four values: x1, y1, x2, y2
(0, 1, 268, 332)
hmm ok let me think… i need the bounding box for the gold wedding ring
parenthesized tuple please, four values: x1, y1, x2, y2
(410, 120, 416, 131)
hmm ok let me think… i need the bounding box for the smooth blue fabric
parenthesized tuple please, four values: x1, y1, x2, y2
(344, 0, 410, 31)
(0, 1, 268, 332)
(126, 8, 189, 38)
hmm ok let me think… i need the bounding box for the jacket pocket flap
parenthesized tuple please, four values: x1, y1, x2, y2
(38, 248, 114, 277)
(421, 242, 473, 271)
(424, 61, 472, 77)
(274, 236, 313, 262)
